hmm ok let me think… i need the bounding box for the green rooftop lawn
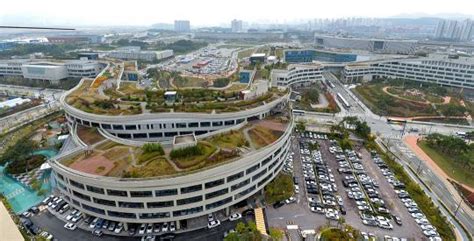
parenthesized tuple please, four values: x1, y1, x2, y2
(124, 157, 176, 178)
(208, 130, 248, 149)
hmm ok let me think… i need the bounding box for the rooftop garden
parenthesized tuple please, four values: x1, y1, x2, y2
(67, 78, 287, 115)
(62, 116, 289, 178)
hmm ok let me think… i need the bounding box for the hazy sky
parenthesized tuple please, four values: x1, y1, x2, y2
(1, 0, 474, 26)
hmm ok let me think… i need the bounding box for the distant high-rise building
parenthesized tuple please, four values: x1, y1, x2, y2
(434, 20, 446, 39)
(460, 19, 474, 41)
(434, 18, 473, 41)
(231, 19, 243, 33)
(174, 20, 191, 32)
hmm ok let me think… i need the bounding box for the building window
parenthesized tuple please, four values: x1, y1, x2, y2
(118, 201, 145, 209)
(177, 195, 203, 206)
(149, 132, 163, 138)
(125, 125, 137, 130)
(82, 204, 105, 215)
(252, 169, 267, 181)
(93, 197, 116, 207)
(200, 122, 211, 127)
(235, 185, 256, 200)
(69, 180, 84, 189)
(173, 206, 203, 217)
(176, 123, 187, 128)
(107, 189, 128, 197)
(164, 132, 178, 137)
(206, 197, 232, 210)
(101, 124, 111, 129)
(139, 212, 170, 219)
(147, 201, 174, 208)
(72, 191, 90, 202)
(231, 178, 250, 191)
(246, 163, 260, 175)
(108, 211, 136, 219)
(188, 122, 199, 128)
(130, 191, 153, 198)
(155, 189, 178, 197)
(227, 171, 244, 182)
(181, 184, 202, 194)
(205, 179, 224, 189)
(112, 125, 124, 130)
(86, 185, 104, 194)
(258, 173, 273, 187)
(205, 188, 228, 200)
(212, 121, 223, 127)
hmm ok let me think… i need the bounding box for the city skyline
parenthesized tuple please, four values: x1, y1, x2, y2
(1, 0, 474, 27)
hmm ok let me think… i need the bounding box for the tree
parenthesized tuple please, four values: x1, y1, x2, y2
(264, 174, 294, 204)
(295, 121, 306, 132)
(269, 227, 283, 241)
(305, 88, 319, 103)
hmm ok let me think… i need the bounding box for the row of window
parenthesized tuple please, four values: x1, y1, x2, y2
(62, 147, 290, 221)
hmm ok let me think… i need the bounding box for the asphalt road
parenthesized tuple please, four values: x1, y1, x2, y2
(320, 74, 473, 240)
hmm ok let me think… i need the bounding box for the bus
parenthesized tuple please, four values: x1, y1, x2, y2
(336, 93, 350, 109)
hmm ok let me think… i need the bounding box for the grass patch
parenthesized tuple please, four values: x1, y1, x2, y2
(248, 126, 282, 149)
(95, 166, 105, 173)
(77, 126, 105, 145)
(353, 83, 437, 117)
(208, 130, 248, 149)
(418, 141, 474, 188)
(124, 158, 176, 178)
(172, 142, 217, 169)
(238, 48, 256, 59)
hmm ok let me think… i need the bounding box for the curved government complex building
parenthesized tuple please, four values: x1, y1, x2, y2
(50, 72, 294, 232)
(342, 57, 474, 89)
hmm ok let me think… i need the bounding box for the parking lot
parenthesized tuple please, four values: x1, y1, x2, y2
(266, 132, 427, 240)
(24, 195, 256, 241)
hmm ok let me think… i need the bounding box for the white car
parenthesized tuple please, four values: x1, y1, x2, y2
(423, 229, 439, 237)
(64, 222, 77, 231)
(39, 231, 53, 240)
(285, 197, 296, 204)
(421, 225, 436, 231)
(139, 224, 147, 235)
(71, 214, 82, 223)
(416, 218, 430, 225)
(114, 222, 124, 233)
(169, 222, 176, 232)
(208, 220, 221, 229)
(66, 210, 78, 221)
(162, 222, 169, 232)
(229, 213, 242, 221)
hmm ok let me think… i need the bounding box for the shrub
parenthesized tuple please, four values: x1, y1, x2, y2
(170, 145, 204, 160)
(141, 143, 164, 155)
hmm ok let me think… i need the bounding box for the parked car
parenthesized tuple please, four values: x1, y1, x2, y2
(208, 220, 221, 229)
(229, 213, 242, 221)
(64, 223, 77, 231)
(92, 229, 103, 237)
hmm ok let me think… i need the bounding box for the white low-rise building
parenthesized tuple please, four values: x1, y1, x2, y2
(0, 59, 104, 84)
(343, 57, 474, 89)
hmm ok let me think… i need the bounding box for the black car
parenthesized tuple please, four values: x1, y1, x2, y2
(339, 205, 346, 215)
(393, 215, 402, 226)
(29, 206, 39, 214)
(273, 201, 285, 209)
(160, 233, 176, 241)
